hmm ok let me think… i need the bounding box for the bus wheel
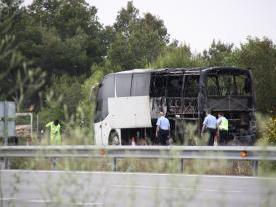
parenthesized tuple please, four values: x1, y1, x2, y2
(109, 130, 120, 145)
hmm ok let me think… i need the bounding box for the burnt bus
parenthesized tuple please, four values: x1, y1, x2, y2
(94, 67, 256, 145)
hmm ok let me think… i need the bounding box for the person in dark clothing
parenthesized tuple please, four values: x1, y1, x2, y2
(217, 112, 229, 145)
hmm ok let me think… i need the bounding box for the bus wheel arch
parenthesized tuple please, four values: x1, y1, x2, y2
(108, 129, 120, 145)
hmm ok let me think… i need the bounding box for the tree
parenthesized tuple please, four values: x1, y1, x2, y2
(107, 1, 169, 70)
(234, 37, 276, 113)
(203, 40, 234, 66)
(113, 0, 139, 34)
(150, 43, 206, 68)
(0, 0, 46, 111)
(16, 0, 106, 76)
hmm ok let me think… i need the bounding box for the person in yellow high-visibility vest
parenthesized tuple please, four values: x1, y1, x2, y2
(45, 120, 62, 145)
(217, 112, 228, 145)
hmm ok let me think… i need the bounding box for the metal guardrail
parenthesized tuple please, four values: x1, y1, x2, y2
(1, 145, 276, 175)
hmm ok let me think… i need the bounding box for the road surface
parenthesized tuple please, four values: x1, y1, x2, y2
(0, 170, 276, 207)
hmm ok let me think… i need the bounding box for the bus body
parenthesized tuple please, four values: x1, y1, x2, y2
(94, 67, 256, 145)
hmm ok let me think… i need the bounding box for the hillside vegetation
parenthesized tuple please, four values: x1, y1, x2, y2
(1, 0, 276, 144)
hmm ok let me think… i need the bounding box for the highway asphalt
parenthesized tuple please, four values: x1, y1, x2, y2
(0, 170, 276, 207)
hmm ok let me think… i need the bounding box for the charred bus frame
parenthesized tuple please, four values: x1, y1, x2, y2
(94, 67, 256, 145)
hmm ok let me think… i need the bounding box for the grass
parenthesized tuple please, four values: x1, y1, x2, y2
(2, 112, 276, 177)
(8, 156, 272, 177)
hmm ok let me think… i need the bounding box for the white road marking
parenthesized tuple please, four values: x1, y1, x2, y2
(0, 198, 16, 201)
(0, 198, 104, 206)
(2, 169, 276, 181)
(110, 184, 242, 193)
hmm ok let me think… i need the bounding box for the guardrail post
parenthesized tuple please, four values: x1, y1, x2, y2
(179, 158, 184, 173)
(51, 158, 57, 170)
(112, 157, 117, 171)
(252, 160, 259, 176)
(4, 101, 8, 146)
(1, 158, 10, 169)
(4, 158, 9, 169)
(0, 158, 5, 169)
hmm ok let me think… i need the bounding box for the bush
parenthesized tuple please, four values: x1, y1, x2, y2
(257, 116, 276, 176)
(258, 117, 276, 145)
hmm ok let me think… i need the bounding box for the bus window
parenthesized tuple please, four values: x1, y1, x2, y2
(150, 75, 167, 97)
(219, 74, 234, 96)
(234, 74, 251, 95)
(131, 73, 150, 96)
(100, 74, 115, 99)
(116, 74, 132, 97)
(207, 75, 220, 96)
(183, 75, 199, 97)
(207, 73, 251, 96)
(94, 74, 115, 122)
(94, 99, 103, 123)
(167, 76, 183, 97)
(207, 74, 233, 96)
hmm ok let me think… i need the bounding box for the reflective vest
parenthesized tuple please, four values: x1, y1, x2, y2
(46, 122, 62, 144)
(219, 117, 228, 131)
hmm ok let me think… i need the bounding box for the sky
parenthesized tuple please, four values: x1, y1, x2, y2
(23, 0, 276, 52)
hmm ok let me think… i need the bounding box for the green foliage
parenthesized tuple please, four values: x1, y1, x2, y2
(37, 72, 104, 144)
(38, 75, 84, 125)
(150, 44, 206, 68)
(259, 117, 276, 145)
(257, 116, 276, 176)
(16, 0, 106, 76)
(203, 40, 234, 66)
(108, 1, 169, 70)
(38, 90, 66, 126)
(77, 65, 104, 128)
(234, 37, 276, 113)
(2, 0, 276, 145)
(0, 1, 46, 111)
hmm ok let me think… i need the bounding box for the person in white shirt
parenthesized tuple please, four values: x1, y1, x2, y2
(201, 110, 217, 146)
(156, 111, 170, 145)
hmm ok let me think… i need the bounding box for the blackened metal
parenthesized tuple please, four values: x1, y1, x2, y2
(95, 67, 257, 145)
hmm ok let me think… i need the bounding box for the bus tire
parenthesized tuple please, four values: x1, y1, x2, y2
(109, 130, 120, 145)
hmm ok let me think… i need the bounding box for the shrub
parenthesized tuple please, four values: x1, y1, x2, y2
(262, 117, 276, 145)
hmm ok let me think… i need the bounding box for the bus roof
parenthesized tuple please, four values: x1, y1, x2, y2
(112, 66, 250, 75)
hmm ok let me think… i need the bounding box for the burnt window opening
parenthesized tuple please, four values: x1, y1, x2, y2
(183, 75, 199, 97)
(150, 74, 199, 98)
(150, 75, 167, 97)
(150, 74, 199, 116)
(207, 75, 220, 96)
(167, 76, 183, 97)
(236, 75, 251, 94)
(207, 74, 251, 96)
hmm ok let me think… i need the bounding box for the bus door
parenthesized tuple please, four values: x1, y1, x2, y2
(94, 74, 115, 145)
